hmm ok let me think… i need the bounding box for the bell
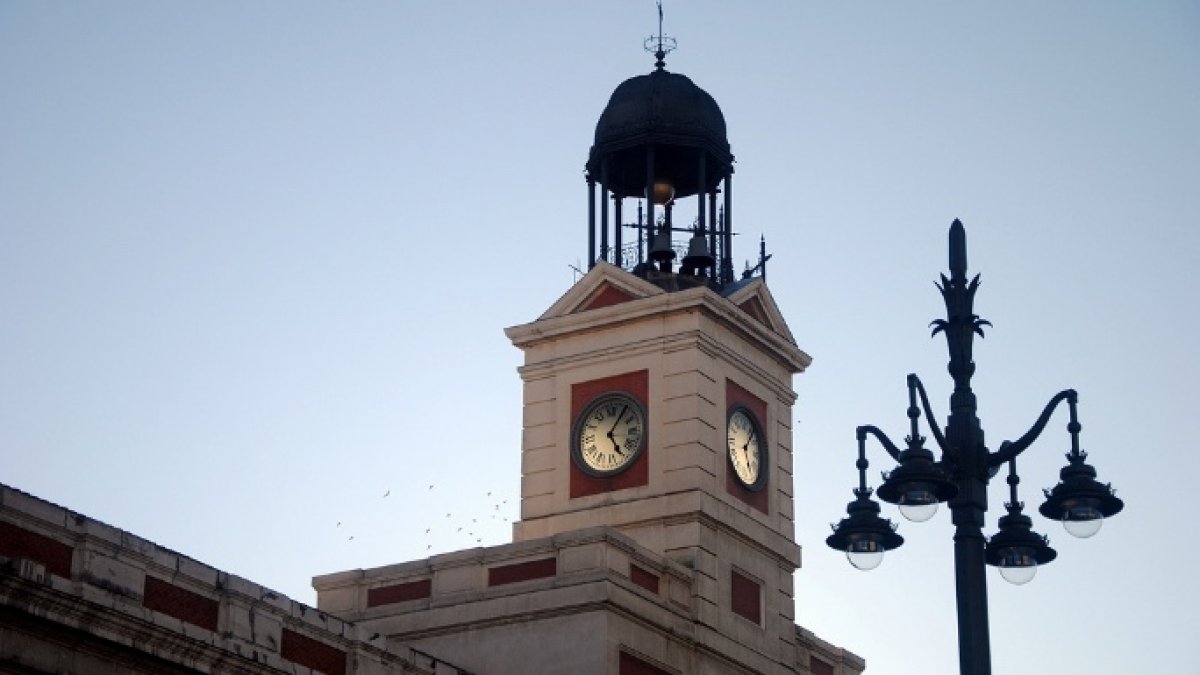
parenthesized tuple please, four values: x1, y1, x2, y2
(649, 229, 676, 263)
(681, 234, 714, 276)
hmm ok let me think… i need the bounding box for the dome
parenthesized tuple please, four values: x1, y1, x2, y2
(586, 69, 733, 199)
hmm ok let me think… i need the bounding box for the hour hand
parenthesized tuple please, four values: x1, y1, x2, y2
(743, 427, 756, 451)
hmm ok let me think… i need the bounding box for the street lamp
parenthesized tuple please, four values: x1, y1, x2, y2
(826, 220, 1124, 675)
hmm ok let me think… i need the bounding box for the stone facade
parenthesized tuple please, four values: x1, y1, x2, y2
(314, 527, 862, 675)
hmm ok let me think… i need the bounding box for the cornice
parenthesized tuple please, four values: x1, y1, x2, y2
(515, 328, 797, 405)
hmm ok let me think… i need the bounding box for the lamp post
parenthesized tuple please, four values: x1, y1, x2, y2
(826, 220, 1124, 675)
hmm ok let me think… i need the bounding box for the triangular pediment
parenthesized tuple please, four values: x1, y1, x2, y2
(538, 262, 666, 320)
(723, 277, 798, 345)
(511, 264, 806, 371)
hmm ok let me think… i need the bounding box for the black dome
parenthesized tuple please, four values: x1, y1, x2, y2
(586, 69, 733, 199)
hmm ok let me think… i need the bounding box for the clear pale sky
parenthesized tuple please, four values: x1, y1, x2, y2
(2, 2, 1197, 674)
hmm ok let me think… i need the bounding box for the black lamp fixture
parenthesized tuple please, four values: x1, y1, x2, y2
(984, 459, 1057, 585)
(874, 377, 959, 523)
(826, 220, 1124, 675)
(826, 429, 906, 571)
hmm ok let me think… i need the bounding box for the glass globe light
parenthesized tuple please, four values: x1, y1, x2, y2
(846, 539, 885, 571)
(996, 548, 1038, 585)
(1039, 450, 1123, 538)
(1063, 505, 1104, 538)
(986, 497, 1057, 584)
(898, 489, 939, 522)
(828, 487, 903, 571)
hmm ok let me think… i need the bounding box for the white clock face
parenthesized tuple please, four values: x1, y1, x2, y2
(574, 393, 646, 476)
(727, 408, 765, 490)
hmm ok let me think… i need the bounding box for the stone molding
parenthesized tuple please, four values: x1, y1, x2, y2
(312, 524, 859, 675)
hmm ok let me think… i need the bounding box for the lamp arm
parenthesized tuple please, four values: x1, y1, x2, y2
(857, 425, 904, 463)
(907, 373, 947, 453)
(988, 389, 1077, 467)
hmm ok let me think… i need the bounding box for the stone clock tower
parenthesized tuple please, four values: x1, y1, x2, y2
(311, 43, 864, 675)
(507, 260, 811, 659)
(506, 47, 814, 665)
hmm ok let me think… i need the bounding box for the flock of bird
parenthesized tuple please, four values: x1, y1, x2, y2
(333, 483, 514, 555)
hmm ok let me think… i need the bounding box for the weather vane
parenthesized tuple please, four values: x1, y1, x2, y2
(644, 0, 676, 70)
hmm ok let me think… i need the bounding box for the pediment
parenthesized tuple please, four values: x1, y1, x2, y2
(536, 264, 797, 345)
(538, 262, 666, 320)
(723, 277, 798, 346)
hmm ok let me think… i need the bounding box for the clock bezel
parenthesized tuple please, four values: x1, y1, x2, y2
(727, 406, 768, 492)
(571, 392, 647, 478)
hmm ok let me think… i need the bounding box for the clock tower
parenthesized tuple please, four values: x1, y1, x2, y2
(313, 34, 863, 675)
(505, 43, 815, 663)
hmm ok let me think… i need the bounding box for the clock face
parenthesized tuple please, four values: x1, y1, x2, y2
(572, 393, 646, 477)
(727, 407, 766, 491)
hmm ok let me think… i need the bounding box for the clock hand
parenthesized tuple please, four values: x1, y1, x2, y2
(607, 405, 630, 455)
(608, 405, 629, 435)
(741, 428, 757, 472)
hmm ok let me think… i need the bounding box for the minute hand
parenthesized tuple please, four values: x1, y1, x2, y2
(741, 427, 757, 464)
(608, 405, 630, 454)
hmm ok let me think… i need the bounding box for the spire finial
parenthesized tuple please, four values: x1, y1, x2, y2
(644, 1, 676, 71)
(949, 218, 967, 280)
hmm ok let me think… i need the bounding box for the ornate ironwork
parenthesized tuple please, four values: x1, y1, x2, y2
(826, 219, 1124, 675)
(610, 241, 688, 272)
(645, 0, 677, 71)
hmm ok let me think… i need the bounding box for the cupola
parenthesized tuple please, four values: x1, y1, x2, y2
(584, 22, 767, 291)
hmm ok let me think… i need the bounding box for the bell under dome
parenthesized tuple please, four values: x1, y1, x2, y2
(583, 32, 765, 292)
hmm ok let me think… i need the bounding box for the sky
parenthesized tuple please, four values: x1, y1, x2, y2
(1, 2, 1197, 674)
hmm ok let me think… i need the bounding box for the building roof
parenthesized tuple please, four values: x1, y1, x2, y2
(586, 69, 733, 198)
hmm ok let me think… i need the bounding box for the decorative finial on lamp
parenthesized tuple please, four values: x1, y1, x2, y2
(949, 218, 967, 281)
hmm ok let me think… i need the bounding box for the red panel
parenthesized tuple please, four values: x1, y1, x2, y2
(281, 628, 347, 675)
(583, 284, 636, 311)
(737, 295, 771, 327)
(619, 651, 673, 675)
(730, 569, 761, 625)
(142, 576, 219, 631)
(725, 379, 769, 514)
(0, 520, 73, 578)
(570, 370, 650, 498)
(810, 657, 836, 675)
(630, 564, 660, 594)
(366, 578, 431, 607)
(487, 557, 557, 587)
